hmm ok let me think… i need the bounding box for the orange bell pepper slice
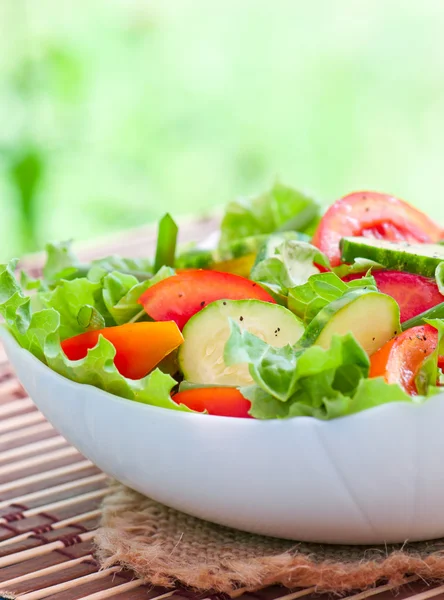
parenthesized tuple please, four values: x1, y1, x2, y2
(61, 321, 183, 380)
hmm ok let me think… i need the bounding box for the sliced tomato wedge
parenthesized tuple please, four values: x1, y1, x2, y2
(138, 269, 275, 330)
(369, 325, 444, 395)
(61, 322, 183, 380)
(312, 191, 444, 266)
(344, 271, 444, 323)
(173, 387, 252, 418)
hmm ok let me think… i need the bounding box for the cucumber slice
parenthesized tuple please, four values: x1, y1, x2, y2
(301, 288, 401, 355)
(340, 237, 444, 277)
(179, 299, 304, 385)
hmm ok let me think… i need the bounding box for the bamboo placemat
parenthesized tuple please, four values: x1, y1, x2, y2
(1, 218, 444, 599)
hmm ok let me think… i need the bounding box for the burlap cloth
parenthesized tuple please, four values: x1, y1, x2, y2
(94, 484, 444, 596)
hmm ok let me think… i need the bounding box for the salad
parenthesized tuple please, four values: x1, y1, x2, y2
(2, 183, 444, 420)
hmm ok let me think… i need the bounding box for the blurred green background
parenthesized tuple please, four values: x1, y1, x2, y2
(1, 0, 444, 259)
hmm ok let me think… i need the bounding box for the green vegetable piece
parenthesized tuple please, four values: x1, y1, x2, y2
(340, 236, 444, 278)
(345, 378, 412, 415)
(251, 240, 330, 296)
(180, 299, 304, 387)
(154, 213, 178, 272)
(415, 319, 444, 395)
(288, 271, 377, 325)
(435, 262, 444, 296)
(77, 305, 106, 331)
(107, 266, 175, 325)
(300, 288, 401, 356)
(225, 324, 373, 419)
(43, 240, 80, 284)
(219, 181, 320, 248)
(39, 278, 103, 340)
(401, 303, 444, 330)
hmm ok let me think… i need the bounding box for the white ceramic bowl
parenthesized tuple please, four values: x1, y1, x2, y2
(4, 328, 444, 545)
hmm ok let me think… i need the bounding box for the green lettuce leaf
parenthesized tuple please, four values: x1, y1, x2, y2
(91, 255, 153, 280)
(42, 240, 153, 287)
(435, 263, 444, 296)
(44, 334, 192, 410)
(39, 278, 103, 340)
(225, 320, 416, 420)
(225, 320, 370, 414)
(102, 272, 140, 320)
(20, 270, 45, 291)
(333, 258, 385, 278)
(219, 182, 320, 248)
(250, 240, 330, 295)
(77, 305, 106, 330)
(104, 266, 175, 325)
(415, 319, 444, 395)
(43, 240, 81, 284)
(345, 378, 413, 415)
(288, 271, 377, 325)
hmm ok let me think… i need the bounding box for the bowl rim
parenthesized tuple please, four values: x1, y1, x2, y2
(2, 324, 441, 429)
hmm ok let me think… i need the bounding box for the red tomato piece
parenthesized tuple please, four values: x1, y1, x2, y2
(369, 325, 440, 395)
(312, 191, 444, 266)
(138, 269, 275, 330)
(344, 271, 444, 323)
(61, 322, 183, 380)
(173, 387, 252, 418)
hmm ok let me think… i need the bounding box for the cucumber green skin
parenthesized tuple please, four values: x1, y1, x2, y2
(340, 237, 444, 277)
(300, 288, 401, 353)
(254, 231, 311, 266)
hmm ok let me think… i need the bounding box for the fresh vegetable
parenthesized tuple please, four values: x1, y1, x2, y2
(344, 271, 444, 323)
(102, 266, 175, 325)
(253, 232, 311, 265)
(369, 323, 444, 395)
(340, 237, 444, 277)
(139, 269, 275, 330)
(154, 214, 178, 272)
(209, 255, 256, 277)
(312, 191, 444, 266)
(176, 232, 311, 278)
(43, 241, 153, 285)
(288, 271, 378, 325)
(3, 183, 444, 420)
(61, 321, 183, 380)
(224, 322, 412, 419)
(219, 181, 320, 249)
(175, 235, 265, 276)
(172, 387, 251, 418)
(0, 262, 191, 411)
(401, 302, 444, 330)
(250, 240, 330, 296)
(179, 299, 304, 385)
(300, 288, 401, 356)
